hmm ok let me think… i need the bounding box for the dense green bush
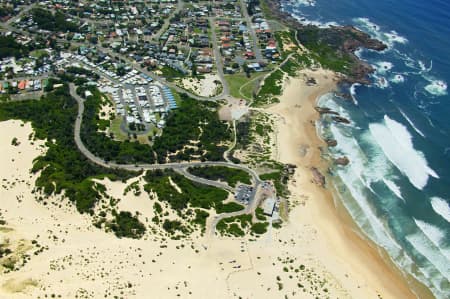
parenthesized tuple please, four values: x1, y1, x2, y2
(144, 169, 228, 212)
(31, 8, 78, 32)
(188, 166, 252, 187)
(251, 222, 269, 235)
(0, 85, 137, 214)
(109, 211, 146, 239)
(0, 36, 29, 59)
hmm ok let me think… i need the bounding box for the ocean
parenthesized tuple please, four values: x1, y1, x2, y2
(281, 0, 450, 297)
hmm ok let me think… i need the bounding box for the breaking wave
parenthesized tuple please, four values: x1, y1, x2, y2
(406, 231, 450, 293)
(383, 178, 404, 201)
(354, 17, 408, 48)
(431, 197, 450, 223)
(398, 109, 425, 138)
(368, 116, 439, 190)
(295, 0, 316, 7)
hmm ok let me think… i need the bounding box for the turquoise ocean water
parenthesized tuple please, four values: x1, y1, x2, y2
(281, 0, 450, 297)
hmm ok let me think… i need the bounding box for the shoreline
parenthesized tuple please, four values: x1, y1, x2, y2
(0, 84, 435, 298)
(266, 69, 434, 298)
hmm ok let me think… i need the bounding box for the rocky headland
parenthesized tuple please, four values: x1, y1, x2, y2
(263, 0, 387, 84)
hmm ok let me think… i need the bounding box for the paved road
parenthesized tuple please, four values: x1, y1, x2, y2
(92, 42, 231, 102)
(208, 182, 260, 237)
(240, 0, 264, 62)
(73, 85, 259, 180)
(175, 168, 234, 193)
(209, 17, 229, 97)
(151, 0, 184, 41)
(2, 3, 233, 103)
(4, 3, 266, 236)
(4, 3, 36, 26)
(71, 83, 262, 228)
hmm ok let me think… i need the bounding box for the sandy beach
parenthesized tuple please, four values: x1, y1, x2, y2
(266, 69, 430, 299)
(0, 71, 431, 299)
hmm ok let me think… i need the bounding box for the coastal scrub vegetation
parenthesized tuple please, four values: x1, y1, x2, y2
(144, 169, 231, 212)
(187, 166, 252, 187)
(250, 222, 269, 235)
(107, 210, 146, 239)
(252, 69, 284, 107)
(152, 94, 231, 163)
(260, 170, 290, 198)
(144, 169, 245, 237)
(0, 85, 139, 215)
(216, 214, 269, 237)
(298, 27, 354, 74)
(78, 87, 156, 164)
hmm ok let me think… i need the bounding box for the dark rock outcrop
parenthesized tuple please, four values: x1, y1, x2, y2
(325, 139, 338, 147)
(263, 0, 387, 83)
(315, 107, 339, 115)
(311, 167, 326, 187)
(334, 92, 353, 101)
(332, 116, 351, 124)
(334, 156, 350, 166)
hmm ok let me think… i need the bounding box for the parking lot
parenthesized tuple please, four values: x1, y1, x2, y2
(235, 185, 254, 204)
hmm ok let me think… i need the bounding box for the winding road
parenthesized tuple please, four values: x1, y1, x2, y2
(70, 84, 262, 235)
(3, 2, 268, 236)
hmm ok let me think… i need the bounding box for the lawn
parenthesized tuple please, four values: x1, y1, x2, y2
(225, 72, 268, 99)
(109, 117, 128, 141)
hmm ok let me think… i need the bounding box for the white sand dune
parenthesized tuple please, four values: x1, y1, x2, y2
(0, 74, 422, 299)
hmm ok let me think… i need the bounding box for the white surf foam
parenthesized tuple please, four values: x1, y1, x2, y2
(384, 31, 408, 45)
(320, 109, 446, 298)
(383, 178, 404, 201)
(425, 80, 448, 96)
(377, 76, 389, 89)
(349, 83, 360, 104)
(295, 0, 316, 7)
(369, 115, 439, 190)
(398, 109, 425, 138)
(354, 48, 364, 58)
(391, 74, 405, 84)
(371, 73, 389, 89)
(406, 232, 450, 284)
(431, 197, 450, 223)
(419, 60, 433, 73)
(414, 219, 447, 249)
(354, 18, 408, 49)
(292, 14, 339, 28)
(374, 61, 394, 75)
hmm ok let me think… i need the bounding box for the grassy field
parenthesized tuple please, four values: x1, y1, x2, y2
(170, 87, 182, 105)
(30, 49, 49, 59)
(109, 117, 128, 141)
(225, 72, 268, 99)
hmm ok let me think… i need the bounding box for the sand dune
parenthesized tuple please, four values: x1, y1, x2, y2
(0, 73, 421, 299)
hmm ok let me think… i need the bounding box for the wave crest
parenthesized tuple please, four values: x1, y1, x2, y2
(431, 197, 450, 223)
(369, 116, 439, 190)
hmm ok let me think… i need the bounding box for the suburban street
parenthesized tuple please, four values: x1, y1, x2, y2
(2, 2, 268, 236)
(240, 0, 264, 62)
